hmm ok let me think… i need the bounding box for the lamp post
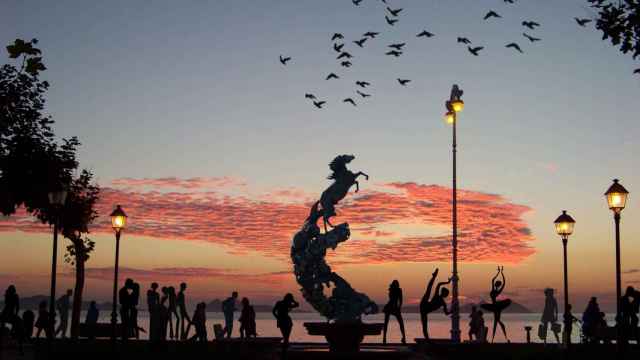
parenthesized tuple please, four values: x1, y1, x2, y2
(48, 189, 67, 340)
(604, 179, 629, 339)
(109, 205, 127, 341)
(444, 84, 464, 343)
(554, 210, 575, 345)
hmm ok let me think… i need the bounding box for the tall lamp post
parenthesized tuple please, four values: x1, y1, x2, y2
(604, 179, 629, 337)
(48, 189, 67, 340)
(110, 205, 127, 341)
(444, 84, 464, 343)
(554, 210, 575, 345)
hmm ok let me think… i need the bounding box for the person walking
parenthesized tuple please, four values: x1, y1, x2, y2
(55, 289, 72, 338)
(382, 280, 406, 344)
(540, 288, 560, 344)
(222, 291, 238, 338)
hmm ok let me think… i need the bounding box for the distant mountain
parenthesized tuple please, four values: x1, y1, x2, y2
(460, 301, 533, 314)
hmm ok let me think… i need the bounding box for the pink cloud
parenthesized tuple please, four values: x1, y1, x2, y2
(0, 178, 535, 264)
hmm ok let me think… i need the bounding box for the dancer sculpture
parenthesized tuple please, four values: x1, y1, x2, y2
(291, 155, 377, 322)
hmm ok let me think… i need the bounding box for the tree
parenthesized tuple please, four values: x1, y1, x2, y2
(1, 39, 100, 339)
(588, 0, 640, 61)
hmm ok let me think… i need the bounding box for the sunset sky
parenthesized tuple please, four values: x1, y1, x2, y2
(1, 0, 639, 312)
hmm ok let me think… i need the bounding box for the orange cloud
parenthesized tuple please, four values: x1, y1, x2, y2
(0, 178, 535, 264)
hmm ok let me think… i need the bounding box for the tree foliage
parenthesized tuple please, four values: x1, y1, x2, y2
(589, 0, 640, 59)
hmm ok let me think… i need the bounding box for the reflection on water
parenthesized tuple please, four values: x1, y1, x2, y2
(88, 312, 599, 343)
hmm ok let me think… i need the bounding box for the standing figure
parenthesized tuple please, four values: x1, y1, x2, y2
(419, 268, 452, 340)
(273, 293, 299, 352)
(468, 305, 481, 341)
(55, 289, 72, 338)
(159, 287, 170, 341)
(177, 282, 190, 340)
(481, 266, 512, 343)
(630, 287, 640, 342)
(189, 302, 207, 343)
(1, 285, 21, 343)
(85, 301, 99, 340)
(22, 310, 35, 341)
(540, 288, 560, 344)
(34, 301, 51, 339)
(581, 297, 601, 343)
(130, 282, 140, 339)
(147, 282, 160, 341)
(222, 291, 238, 338)
(239, 297, 257, 339)
(166, 286, 179, 339)
(562, 304, 579, 344)
(119, 279, 133, 340)
(382, 280, 406, 344)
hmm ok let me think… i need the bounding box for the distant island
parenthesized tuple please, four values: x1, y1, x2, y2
(5, 296, 533, 314)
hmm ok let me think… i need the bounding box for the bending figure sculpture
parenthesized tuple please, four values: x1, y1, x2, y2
(291, 155, 377, 322)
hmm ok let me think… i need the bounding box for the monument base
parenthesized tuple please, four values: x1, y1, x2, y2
(304, 321, 384, 352)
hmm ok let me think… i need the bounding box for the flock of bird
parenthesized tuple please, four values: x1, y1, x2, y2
(279, 0, 608, 110)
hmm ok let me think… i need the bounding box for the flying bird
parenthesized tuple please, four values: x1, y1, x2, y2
(354, 38, 368, 47)
(337, 51, 353, 59)
(279, 55, 291, 65)
(397, 78, 411, 86)
(326, 73, 339, 80)
(363, 31, 380, 39)
(331, 33, 344, 41)
(522, 21, 540, 30)
(505, 42, 523, 53)
(341, 61, 352, 68)
(387, 7, 403, 17)
(484, 10, 501, 20)
(385, 15, 398, 26)
(523, 33, 541, 42)
(417, 30, 435, 38)
(467, 46, 484, 56)
(457, 37, 472, 44)
(333, 43, 345, 52)
(305, 93, 316, 100)
(313, 101, 326, 109)
(388, 43, 406, 50)
(343, 98, 357, 106)
(352, 0, 363, 5)
(356, 90, 371, 98)
(385, 50, 403, 57)
(575, 18, 592, 27)
(356, 81, 370, 88)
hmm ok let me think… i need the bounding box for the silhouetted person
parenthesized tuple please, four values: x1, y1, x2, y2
(1, 285, 20, 341)
(177, 282, 190, 340)
(119, 278, 134, 340)
(189, 302, 207, 343)
(582, 297, 601, 343)
(382, 280, 406, 344)
(273, 293, 299, 353)
(630, 286, 640, 341)
(55, 289, 72, 338)
(469, 305, 487, 342)
(419, 268, 451, 340)
(562, 304, 579, 344)
(167, 286, 179, 339)
(85, 301, 99, 340)
(481, 266, 511, 342)
(22, 310, 34, 341)
(131, 281, 140, 339)
(35, 300, 51, 339)
(159, 287, 170, 341)
(222, 291, 238, 338)
(147, 282, 160, 341)
(239, 297, 256, 339)
(540, 288, 560, 344)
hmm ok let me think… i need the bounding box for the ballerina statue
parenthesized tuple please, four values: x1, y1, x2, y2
(481, 266, 512, 342)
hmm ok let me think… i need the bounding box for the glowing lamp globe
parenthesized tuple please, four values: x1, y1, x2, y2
(605, 179, 629, 214)
(554, 210, 575, 239)
(451, 99, 464, 113)
(444, 111, 455, 124)
(110, 205, 127, 231)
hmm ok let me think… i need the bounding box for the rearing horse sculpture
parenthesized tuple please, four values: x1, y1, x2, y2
(319, 155, 368, 232)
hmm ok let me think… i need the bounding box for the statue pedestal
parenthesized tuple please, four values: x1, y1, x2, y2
(304, 321, 383, 352)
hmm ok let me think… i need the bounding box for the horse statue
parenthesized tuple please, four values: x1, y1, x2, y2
(319, 155, 368, 233)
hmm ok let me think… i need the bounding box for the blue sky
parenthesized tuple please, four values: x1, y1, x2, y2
(1, 0, 639, 307)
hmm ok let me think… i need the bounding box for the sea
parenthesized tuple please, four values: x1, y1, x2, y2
(82, 311, 604, 343)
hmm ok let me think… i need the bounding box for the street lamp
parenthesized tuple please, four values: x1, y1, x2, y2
(444, 84, 464, 343)
(554, 210, 575, 345)
(109, 205, 127, 341)
(604, 179, 629, 335)
(47, 189, 67, 340)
